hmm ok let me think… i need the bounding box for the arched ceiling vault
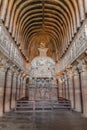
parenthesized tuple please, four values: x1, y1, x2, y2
(0, 0, 86, 62)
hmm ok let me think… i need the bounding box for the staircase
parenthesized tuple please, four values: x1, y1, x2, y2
(15, 98, 71, 113)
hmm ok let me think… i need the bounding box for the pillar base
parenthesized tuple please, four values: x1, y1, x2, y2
(0, 108, 3, 117)
(0, 112, 3, 117)
(74, 108, 81, 112)
(5, 103, 10, 113)
(82, 113, 87, 118)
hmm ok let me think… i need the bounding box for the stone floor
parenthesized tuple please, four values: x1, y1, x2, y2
(0, 111, 87, 130)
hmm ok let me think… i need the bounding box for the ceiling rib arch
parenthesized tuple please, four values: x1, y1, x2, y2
(1, 0, 86, 61)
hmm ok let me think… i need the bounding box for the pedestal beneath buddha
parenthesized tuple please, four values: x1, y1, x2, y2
(29, 78, 58, 100)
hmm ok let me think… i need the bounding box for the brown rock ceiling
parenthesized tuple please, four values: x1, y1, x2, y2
(0, 0, 86, 62)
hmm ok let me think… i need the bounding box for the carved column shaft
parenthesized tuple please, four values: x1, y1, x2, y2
(0, 59, 11, 114)
(5, 69, 12, 112)
(0, 64, 7, 116)
(15, 71, 19, 101)
(17, 72, 24, 99)
(19, 72, 25, 99)
(21, 75, 25, 98)
(22, 76, 26, 98)
(10, 72, 16, 109)
(56, 78, 59, 99)
(67, 69, 75, 109)
(63, 71, 70, 100)
(19, 76, 22, 98)
(62, 76, 66, 99)
(17, 74, 21, 99)
(58, 76, 63, 98)
(25, 77, 29, 99)
(73, 67, 81, 112)
(80, 61, 87, 117)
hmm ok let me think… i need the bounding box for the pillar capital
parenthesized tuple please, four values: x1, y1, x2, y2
(61, 77, 65, 82)
(66, 67, 73, 79)
(63, 72, 67, 81)
(72, 66, 79, 76)
(78, 59, 87, 72)
(15, 70, 19, 76)
(19, 71, 25, 78)
(57, 75, 62, 83)
(0, 58, 10, 72)
(10, 65, 15, 73)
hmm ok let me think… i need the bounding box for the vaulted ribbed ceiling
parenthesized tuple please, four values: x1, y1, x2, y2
(0, 0, 86, 62)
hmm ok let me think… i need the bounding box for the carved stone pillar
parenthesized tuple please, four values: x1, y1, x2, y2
(20, 73, 26, 98)
(0, 62, 7, 116)
(10, 69, 25, 101)
(17, 73, 21, 99)
(5, 68, 12, 112)
(15, 70, 19, 101)
(0, 59, 10, 115)
(17, 71, 23, 99)
(73, 67, 81, 112)
(19, 71, 24, 99)
(58, 76, 63, 98)
(62, 75, 66, 99)
(0, 59, 11, 113)
(64, 73, 70, 100)
(79, 60, 87, 117)
(63, 75, 66, 99)
(22, 75, 26, 98)
(20, 76, 24, 97)
(25, 77, 29, 99)
(19, 76, 22, 98)
(67, 68, 75, 109)
(56, 77, 59, 99)
(11, 70, 16, 109)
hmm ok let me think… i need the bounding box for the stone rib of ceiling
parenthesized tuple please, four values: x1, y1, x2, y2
(0, 0, 86, 61)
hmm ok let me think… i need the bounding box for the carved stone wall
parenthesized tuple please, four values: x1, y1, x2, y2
(0, 21, 25, 71)
(56, 19, 87, 73)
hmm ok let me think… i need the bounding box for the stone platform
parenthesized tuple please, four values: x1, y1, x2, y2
(29, 86, 58, 100)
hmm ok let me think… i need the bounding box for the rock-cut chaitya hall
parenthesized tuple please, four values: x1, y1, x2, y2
(0, 0, 87, 130)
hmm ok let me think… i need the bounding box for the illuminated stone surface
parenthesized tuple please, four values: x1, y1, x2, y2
(0, 111, 87, 130)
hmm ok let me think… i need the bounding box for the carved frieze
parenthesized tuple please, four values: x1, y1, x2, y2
(56, 19, 87, 73)
(0, 23, 25, 71)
